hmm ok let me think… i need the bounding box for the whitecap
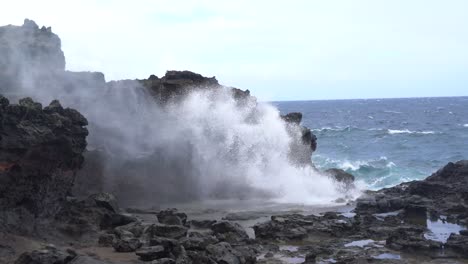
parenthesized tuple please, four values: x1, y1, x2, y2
(383, 110, 402, 114)
(387, 129, 435, 135)
(387, 129, 411, 134)
(464, 124, 468, 128)
(312, 126, 355, 132)
(340, 161, 364, 171)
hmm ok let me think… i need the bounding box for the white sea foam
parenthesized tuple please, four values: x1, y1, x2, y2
(312, 126, 356, 133)
(387, 129, 435, 135)
(464, 124, 468, 128)
(383, 110, 403, 114)
(315, 156, 392, 172)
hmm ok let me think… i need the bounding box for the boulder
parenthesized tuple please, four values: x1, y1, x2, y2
(253, 215, 309, 241)
(149, 237, 179, 249)
(114, 221, 146, 238)
(88, 193, 119, 213)
(157, 208, 187, 226)
(147, 224, 188, 239)
(135, 246, 169, 261)
(188, 219, 217, 229)
(112, 237, 142, 252)
(185, 250, 217, 264)
(151, 258, 176, 264)
(180, 236, 218, 251)
(211, 221, 249, 243)
(109, 213, 138, 227)
(325, 168, 355, 185)
(51, 194, 124, 238)
(14, 246, 76, 264)
(98, 234, 116, 247)
(206, 242, 243, 264)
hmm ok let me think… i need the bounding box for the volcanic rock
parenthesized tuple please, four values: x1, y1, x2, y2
(140, 71, 220, 103)
(14, 246, 76, 264)
(446, 233, 468, 256)
(151, 258, 176, 264)
(355, 160, 468, 218)
(0, 96, 88, 231)
(147, 224, 188, 240)
(206, 242, 246, 264)
(135, 245, 168, 261)
(112, 238, 142, 253)
(157, 208, 188, 226)
(211, 221, 250, 244)
(281, 112, 302, 124)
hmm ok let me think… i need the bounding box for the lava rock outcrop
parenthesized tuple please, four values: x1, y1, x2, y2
(0, 96, 88, 221)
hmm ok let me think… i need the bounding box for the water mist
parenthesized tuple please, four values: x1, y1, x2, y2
(0, 20, 362, 207)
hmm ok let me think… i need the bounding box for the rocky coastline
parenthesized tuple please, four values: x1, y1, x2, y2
(1, 19, 467, 264)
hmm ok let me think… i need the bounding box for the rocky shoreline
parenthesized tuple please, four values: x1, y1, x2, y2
(1, 19, 468, 264)
(2, 160, 468, 263)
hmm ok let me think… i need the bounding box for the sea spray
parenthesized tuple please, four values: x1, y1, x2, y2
(0, 20, 360, 205)
(149, 89, 356, 204)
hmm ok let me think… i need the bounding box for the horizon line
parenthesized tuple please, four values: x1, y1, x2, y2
(267, 95, 468, 103)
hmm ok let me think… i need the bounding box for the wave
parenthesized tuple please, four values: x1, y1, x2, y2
(313, 155, 426, 189)
(311, 126, 356, 132)
(383, 110, 403, 114)
(314, 156, 395, 172)
(311, 127, 438, 136)
(387, 129, 435, 135)
(464, 124, 468, 128)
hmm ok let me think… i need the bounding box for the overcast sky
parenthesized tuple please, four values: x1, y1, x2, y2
(1, 0, 468, 101)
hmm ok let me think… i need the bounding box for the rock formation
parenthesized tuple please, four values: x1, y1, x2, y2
(0, 96, 88, 224)
(281, 112, 317, 166)
(139, 71, 221, 103)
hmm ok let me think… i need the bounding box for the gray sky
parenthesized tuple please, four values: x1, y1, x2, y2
(1, 0, 468, 101)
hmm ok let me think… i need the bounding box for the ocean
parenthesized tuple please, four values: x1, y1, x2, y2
(274, 96, 468, 190)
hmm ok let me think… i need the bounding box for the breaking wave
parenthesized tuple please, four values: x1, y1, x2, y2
(313, 155, 425, 189)
(312, 127, 438, 136)
(387, 129, 436, 135)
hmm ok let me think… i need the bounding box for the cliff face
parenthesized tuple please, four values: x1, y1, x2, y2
(0, 96, 88, 220)
(0, 19, 65, 92)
